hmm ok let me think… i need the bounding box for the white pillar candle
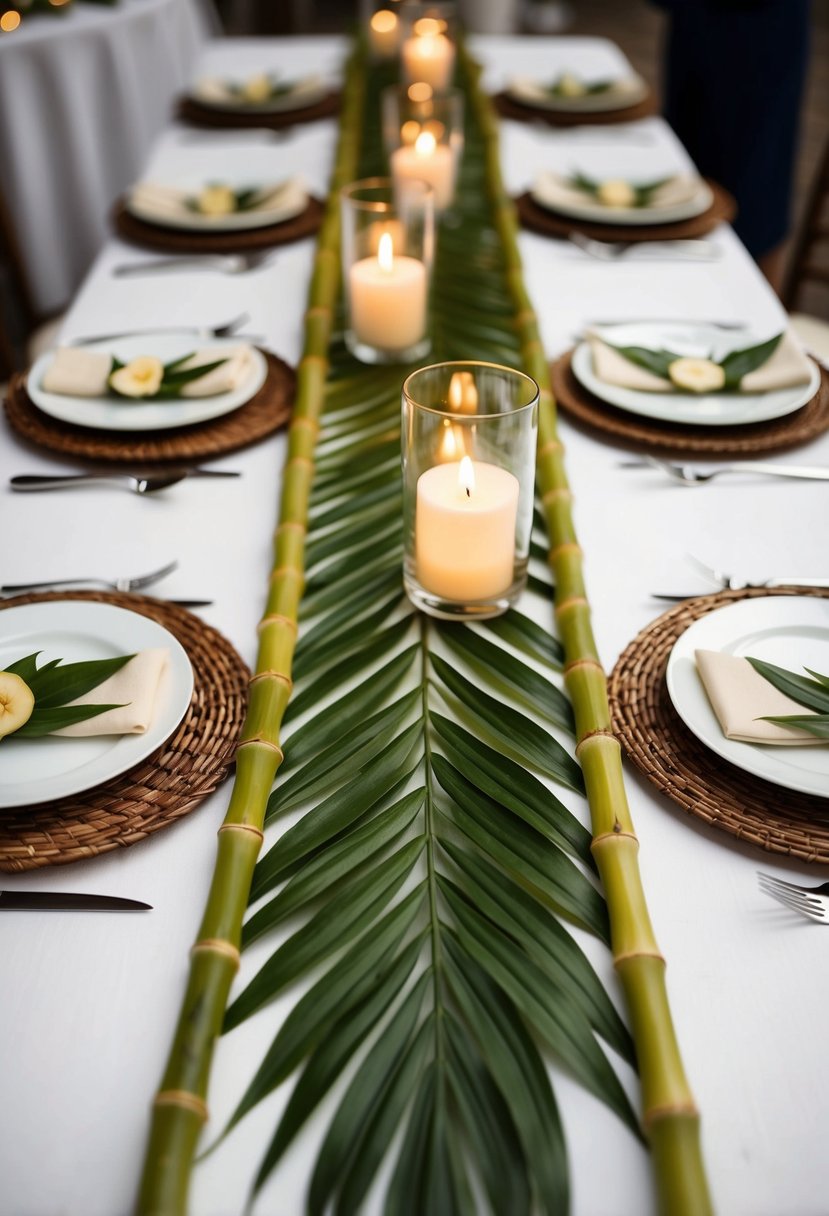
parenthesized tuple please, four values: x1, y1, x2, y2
(390, 130, 455, 211)
(401, 30, 455, 91)
(368, 9, 399, 57)
(416, 456, 519, 600)
(349, 232, 427, 351)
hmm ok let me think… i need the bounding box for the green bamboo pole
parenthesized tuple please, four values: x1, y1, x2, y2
(462, 49, 713, 1216)
(134, 53, 365, 1216)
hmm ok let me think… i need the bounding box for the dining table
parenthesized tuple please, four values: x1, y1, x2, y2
(1, 32, 827, 1216)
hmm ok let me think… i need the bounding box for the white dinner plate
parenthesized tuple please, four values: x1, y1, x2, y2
(28, 334, 268, 432)
(125, 178, 308, 233)
(571, 335, 821, 428)
(531, 172, 713, 226)
(666, 597, 829, 799)
(189, 74, 327, 114)
(506, 74, 649, 113)
(0, 601, 194, 808)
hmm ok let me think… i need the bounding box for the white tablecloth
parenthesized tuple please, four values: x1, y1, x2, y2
(1, 34, 827, 1216)
(0, 0, 214, 315)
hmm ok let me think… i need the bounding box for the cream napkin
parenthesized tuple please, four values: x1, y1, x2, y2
(695, 649, 824, 746)
(533, 172, 703, 217)
(42, 349, 112, 397)
(586, 329, 814, 394)
(128, 177, 307, 228)
(507, 75, 646, 110)
(52, 649, 169, 737)
(176, 346, 254, 398)
(193, 74, 325, 108)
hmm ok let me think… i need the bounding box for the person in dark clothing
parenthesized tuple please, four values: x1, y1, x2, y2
(657, 0, 811, 292)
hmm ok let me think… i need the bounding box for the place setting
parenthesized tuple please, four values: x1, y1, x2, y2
(609, 584, 829, 863)
(177, 70, 341, 131)
(516, 160, 736, 245)
(493, 66, 656, 127)
(551, 319, 829, 455)
(4, 329, 295, 465)
(112, 174, 325, 256)
(0, 589, 249, 872)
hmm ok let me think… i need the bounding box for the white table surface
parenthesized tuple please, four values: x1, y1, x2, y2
(1, 35, 828, 1216)
(0, 0, 213, 315)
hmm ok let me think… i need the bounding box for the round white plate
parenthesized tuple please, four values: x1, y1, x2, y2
(666, 597, 829, 798)
(189, 75, 327, 114)
(531, 174, 713, 226)
(125, 182, 307, 233)
(0, 601, 194, 808)
(507, 74, 649, 113)
(28, 334, 268, 432)
(571, 339, 821, 427)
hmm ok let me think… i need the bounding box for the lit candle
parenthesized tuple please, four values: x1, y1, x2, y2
(349, 232, 427, 352)
(416, 456, 519, 600)
(368, 9, 399, 58)
(390, 130, 455, 211)
(401, 23, 455, 91)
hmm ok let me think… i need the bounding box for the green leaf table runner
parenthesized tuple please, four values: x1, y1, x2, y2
(136, 37, 711, 1216)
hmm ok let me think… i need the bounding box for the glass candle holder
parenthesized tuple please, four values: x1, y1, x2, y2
(399, 3, 457, 91)
(368, 7, 401, 59)
(341, 177, 434, 365)
(402, 361, 539, 619)
(383, 85, 464, 213)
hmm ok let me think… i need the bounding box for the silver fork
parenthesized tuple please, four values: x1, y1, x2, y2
(568, 232, 719, 262)
(70, 313, 253, 346)
(758, 873, 829, 923)
(652, 553, 829, 600)
(1, 559, 178, 595)
(113, 251, 279, 277)
(622, 455, 829, 485)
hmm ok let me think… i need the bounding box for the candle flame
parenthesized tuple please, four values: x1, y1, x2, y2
(459, 455, 475, 498)
(413, 16, 442, 36)
(408, 82, 433, 103)
(401, 119, 421, 146)
(439, 419, 466, 461)
(378, 231, 394, 272)
(415, 130, 437, 158)
(370, 9, 397, 32)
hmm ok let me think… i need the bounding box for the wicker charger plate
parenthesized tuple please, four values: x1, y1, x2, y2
(113, 195, 324, 254)
(609, 587, 829, 863)
(551, 348, 829, 456)
(515, 180, 735, 242)
(177, 90, 341, 130)
(492, 89, 656, 127)
(3, 350, 294, 464)
(0, 591, 249, 872)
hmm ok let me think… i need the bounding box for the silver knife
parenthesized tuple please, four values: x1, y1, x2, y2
(0, 890, 151, 911)
(653, 579, 829, 601)
(10, 469, 241, 488)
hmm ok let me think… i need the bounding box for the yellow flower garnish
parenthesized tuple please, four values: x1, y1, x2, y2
(596, 179, 636, 208)
(197, 184, 237, 216)
(557, 72, 586, 97)
(0, 671, 34, 739)
(109, 356, 165, 399)
(668, 357, 726, 393)
(242, 73, 273, 103)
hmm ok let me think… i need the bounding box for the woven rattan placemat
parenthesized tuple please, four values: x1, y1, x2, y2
(609, 587, 829, 863)
(3, 350, 294, 464)
(177, 90, 341, 130)
(551, 348, 829, 456)
(515, 181, 735, 242)
(113, 196, 324, 254)
(492, 90, 656, 127)
(0, 591, 249, 872)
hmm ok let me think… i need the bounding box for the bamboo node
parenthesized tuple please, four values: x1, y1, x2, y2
(286, 456, 314, 470)
(275, 521, 307, 536)
(538, 439, 564, 457)
(550, 542, 583, 561)
(555, 595, 588, 615)
(564, 657, 605, 676)
(305, 305, 332, 319)
(250, 670, 293, 689)
(237, 737, 284, 760)
(541, 486, 573, 505)
(269, 566, 305, 583)
(154, 1090, 209, 1122)
(191, 938, 241, 970)
(218, 823, 265, 843)
(643, 1101, 700, 1130)
(575, 729, 618, 758)
(591, 830, 639, 849)
(257, 613, 298, 635)
(300, 353, 328, 368)
(290, 417, 319, 435)
(614, 948, 666, 967)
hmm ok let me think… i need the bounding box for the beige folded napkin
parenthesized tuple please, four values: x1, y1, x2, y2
(128, 177, 307, 227)
(53, 649, 168, 737)
(42, 348, 112, 397)
(695, 649, 824, 746)
(507, 74, 646, 110)
(193, 74, 324, 108)
(41, 344, 254, 399)
(533, 171, 704, 217)
(587, 329, 814, 394)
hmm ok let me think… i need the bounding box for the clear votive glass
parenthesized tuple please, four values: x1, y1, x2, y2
(383, 85, 464, 213)
(399, 2, 457, 91)
(402, 361, 539, 619)
(341, 177, 434, 365)
(368, 6, 401, 59)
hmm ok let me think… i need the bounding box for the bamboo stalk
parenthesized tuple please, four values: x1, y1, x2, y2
(461, 47, 713, 1216)
(134, 53, 365, 1216)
